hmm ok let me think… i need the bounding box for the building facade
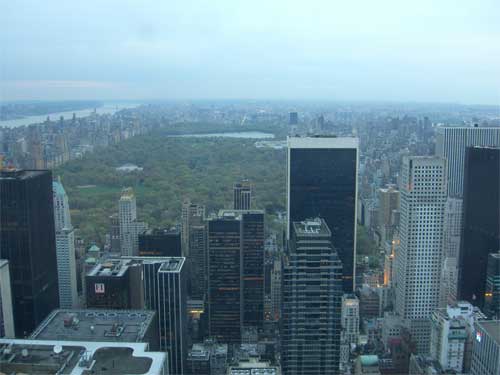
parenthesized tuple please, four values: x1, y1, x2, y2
(0, 260, 14, 338)
(0, 169, 60, 336)
(138, 228, 182, 257)
(233, 180, 252, 210)
(395, 156, 447, 354)
(458, 147, 500, 309)
(470, 320, 500, 375)
(281, 218, 343, 375)
(435, 126, 500, 198)
(53, 180, 78, 308)
(342, 294, 360, 345)
(287, 136, 358, 292)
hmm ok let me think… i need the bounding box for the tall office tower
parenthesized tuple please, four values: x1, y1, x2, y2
(157, 258, 188, 375)
(0, 260, 14, 338)
(439, 197, 463, 307)
(241, 211, 264, 328)
(287, 136, 358, 292)
(233, 180, 252, 210)
(281, 219, 343, 375)
(207, 214, 242, 344)
(289, 111, 298, 125)
(484, 252, 500, 318)
(0, 169, 59, 336)
(53, 180, 78, 308)
(377, 185, 400, 244)
(189, 216, 208, 300)
(394, 156, 447, 354)
(217, 210, 265, 329)
(181, 199, 205, 256)
(119, 188, 146, 256)
(435, 126, 500, 198)
(458, 147, 500, 308)
(341, 294, 360, 345)
(139, 228, 182, 257)
(470, 320, 500, 375)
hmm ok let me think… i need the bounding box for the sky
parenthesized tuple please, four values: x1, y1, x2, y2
(1, 0, 499, 104)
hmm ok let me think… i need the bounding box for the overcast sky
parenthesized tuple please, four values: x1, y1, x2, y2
(1, 0, 499, 104)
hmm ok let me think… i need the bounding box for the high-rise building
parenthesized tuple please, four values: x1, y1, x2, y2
(342, 294, 360, 346)
(394, 156, 447, 354)
(270, 258, 281, 322)
(53, 180, 78, 309)
(138, 228, 182, 257)
(119, 188, 147, 256)
(470, 320, 500, 375)
(233, 180, 252, 210)
(281, 218, 343, 375)
(458, 147, 500, 309)
(207, 213, 242, 344)
(377, 185, 400, 245)
(87, 256, 188, 375)
(0, 169, 59, 336)
(289, 111, 298, 125)
(435, 126, 500, 197)
(189, 216, 208, 300)
(238, 210, 265, 328)
(0, 260, 14, 338)
(287, 136, 358, 292)
(181, 199, 205, 256)
(484, 252, 500, 318)
(156, 258, 188, 375)
(439, 197, 463, 307)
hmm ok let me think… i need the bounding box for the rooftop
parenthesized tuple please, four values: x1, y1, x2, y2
(0, 339, 166, 375)
(477, 320, 500, 346)
(287, 136, 359, 150)
(0, 169, 48, 180)
(228, 357, 281, 375)
(292, 218, 331, 237)
(30, 309, 156, 343)
(88, 259, 129, 278)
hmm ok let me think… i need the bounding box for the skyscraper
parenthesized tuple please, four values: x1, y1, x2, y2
(439, 197, 463, 307)
(233, 180, 252, 210)
(287, 136, 358, 292)
(207, 213, 242, 344)
(181, 199, 205, 256)
(289, 112, 298, 125)
(53, 180, 78, 308)
(0, 169, 59, 336)
(119, 188, 146, 256)
(281, 218, 343, 375)
(188, 216, 208, 300)
(484, 252, 500, 318)
(157, 258, 188, 375)
(458, 147, 500, 308)
(395, 156, 447, 354)
(341, 294, 360, 346)
(435, 126, 500, 198)
(0, 260, 14, 338)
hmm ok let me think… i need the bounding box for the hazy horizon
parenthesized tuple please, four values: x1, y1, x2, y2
(1, 0, 499, 105)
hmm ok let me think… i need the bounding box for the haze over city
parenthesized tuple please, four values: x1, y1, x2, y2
(1, 0, 500, 104)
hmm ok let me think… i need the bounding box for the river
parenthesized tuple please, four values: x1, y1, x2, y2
(0, 102, 140, 128)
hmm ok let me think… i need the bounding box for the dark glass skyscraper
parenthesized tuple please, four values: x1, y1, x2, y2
(281, 218, 343, 375)
(287, 136, 358, 292)
(458, 147, 500, 308)
(208, 215, 242, 344)
(0, 169, 59, 336)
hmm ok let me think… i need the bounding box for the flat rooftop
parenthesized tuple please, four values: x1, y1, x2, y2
(228, 358, 281, 375)
(158, 257, 185, 273)
(31, 309, 156, 343)
(87, 259, 129, 278)
(0, 169, 48, 180)
(292, 218, 331, 237)
(0, 339, 166, 375)
(478, 320, 500, 346)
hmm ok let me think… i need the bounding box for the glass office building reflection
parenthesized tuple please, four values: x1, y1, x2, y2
(287, 136, 359, 292)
